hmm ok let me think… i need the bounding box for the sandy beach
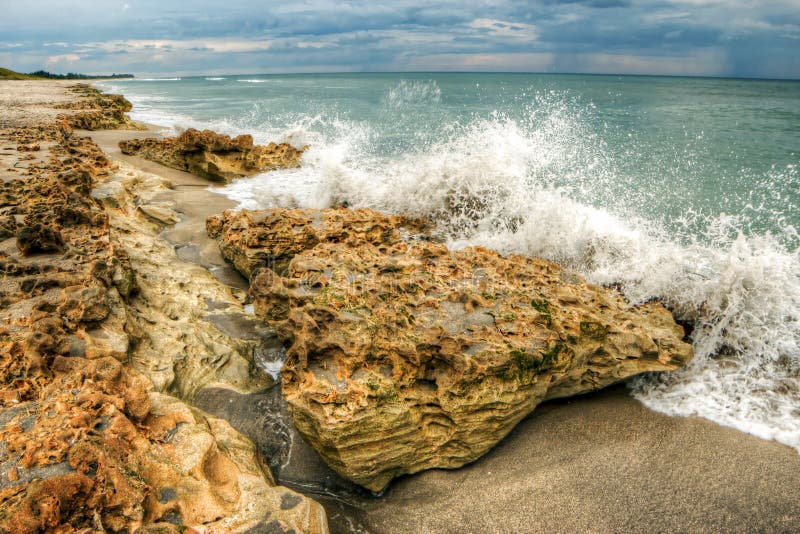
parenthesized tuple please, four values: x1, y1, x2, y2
(1, 80, 798, 533)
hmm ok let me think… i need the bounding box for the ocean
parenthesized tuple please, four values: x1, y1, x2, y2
(96, 73, 800, 453)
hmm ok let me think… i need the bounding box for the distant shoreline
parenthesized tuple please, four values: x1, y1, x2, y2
(0, 67, 133, 81)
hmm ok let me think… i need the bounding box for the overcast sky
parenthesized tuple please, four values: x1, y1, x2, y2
(1, 1, 799, 79)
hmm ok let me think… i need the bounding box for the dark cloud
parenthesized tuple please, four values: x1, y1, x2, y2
(0, 0, 797, 78)
(542, 0, 631, 7)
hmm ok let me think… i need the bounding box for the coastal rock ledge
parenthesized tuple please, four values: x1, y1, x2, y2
(119, 128, 305, 183)
(208, 208, 694, 492)
(0, 83, 327, 532)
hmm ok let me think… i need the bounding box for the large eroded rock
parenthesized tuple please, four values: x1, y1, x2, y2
(119, 128, 305, 183)
(208, 208, 694, 491)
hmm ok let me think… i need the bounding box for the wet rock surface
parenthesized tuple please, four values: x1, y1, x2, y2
(98, 163, 275, 400)
(209, 207, 694, 491)
(119, 128, 305, 183)
(0, 81, 327, 532)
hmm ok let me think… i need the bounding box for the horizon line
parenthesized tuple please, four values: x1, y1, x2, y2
(115, 70, 800, 83)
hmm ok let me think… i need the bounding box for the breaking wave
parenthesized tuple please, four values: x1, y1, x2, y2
(219, 88, 800, 452)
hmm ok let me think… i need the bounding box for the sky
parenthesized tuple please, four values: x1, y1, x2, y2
(1, 1, 799, 79)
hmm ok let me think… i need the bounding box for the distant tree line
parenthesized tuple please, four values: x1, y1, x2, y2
(28, 70, 134, 79)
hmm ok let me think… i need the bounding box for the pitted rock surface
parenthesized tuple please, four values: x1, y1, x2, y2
(209, 207, 693, 491)
(119, 128, 305, 183)
(0, 81, 327, 533)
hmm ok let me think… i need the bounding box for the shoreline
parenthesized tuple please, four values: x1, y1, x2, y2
(2, 80, 798, 532)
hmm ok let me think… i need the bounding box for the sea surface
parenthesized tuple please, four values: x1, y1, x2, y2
(97, 73, 800, 452)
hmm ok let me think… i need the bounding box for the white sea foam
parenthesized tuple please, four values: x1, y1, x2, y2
(382, 79, 441, 108)
(238, 79, 270, 83)
(205, 77, 225, 81)
(110, 92, 284, 143)
(217, 94, 800, 453)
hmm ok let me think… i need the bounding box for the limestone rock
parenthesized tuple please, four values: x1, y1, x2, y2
(210, 207, 694, 491)
(58, 285, 110, 325)
(61, 109, 145, 131)
(119, 128, 305, 183)
(139, 203, 180, 225)
(206, 208, 426, 278)
(90, 178, 127, 208)
(0, 214, 16, 239)
(0, 90, 328, 532)
(57, 85, 144, 131)
(101, 165, 277, 399)
(80, 325, 130, 360)
(56, 87, 133, 113)
(0, 357, 327, 533)
(16, 223, 64, 256)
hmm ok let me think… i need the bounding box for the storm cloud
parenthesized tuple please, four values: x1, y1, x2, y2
(1, 0, 798, 78)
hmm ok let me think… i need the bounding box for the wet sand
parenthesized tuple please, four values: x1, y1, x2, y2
(86, 112, 800, 533)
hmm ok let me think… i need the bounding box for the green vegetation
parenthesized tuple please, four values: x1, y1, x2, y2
(539, 341, 565, 366)
(365, 376, 398, 405)
(530, 297, 552, 327)
(375, 388, 398, 405)
(580, 321, 608, 340)
(121, 465, 146, 485)
(508, 348, 541, 374)
(0, 68, 38, 80)
(505, 341, 566, 381)
(0, 67, 134, 80)
(29, 70, 134, 79)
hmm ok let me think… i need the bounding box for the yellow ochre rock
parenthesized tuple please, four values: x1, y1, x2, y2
(0, 87, 327, 532)
(57, 84, 145, 130)
(208, 208, 694, 492)
(120, 128, 305, 183)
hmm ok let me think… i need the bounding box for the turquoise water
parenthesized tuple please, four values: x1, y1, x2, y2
(98, 73, 800, 451)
